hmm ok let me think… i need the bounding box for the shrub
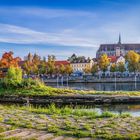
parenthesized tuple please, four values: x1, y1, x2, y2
(20, 78, 45, 88)
(0, 67, 45, 89)
(1, 67, 22, 88)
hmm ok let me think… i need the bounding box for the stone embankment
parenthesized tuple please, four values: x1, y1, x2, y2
(45, 77, 140, 83)
(0, 95, 140, 105)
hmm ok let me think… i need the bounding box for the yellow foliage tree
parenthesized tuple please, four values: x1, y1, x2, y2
(83, 65, 91, 74)
(98, 54, 110, 72)
(126, 51, 140, 72)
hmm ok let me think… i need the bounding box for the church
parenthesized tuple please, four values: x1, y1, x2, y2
(96, 35, 140, 58)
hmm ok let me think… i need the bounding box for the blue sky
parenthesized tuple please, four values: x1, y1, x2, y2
(0, 0, 140, 59)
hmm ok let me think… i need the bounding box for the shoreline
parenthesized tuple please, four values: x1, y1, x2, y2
(1, 94, 140, 105)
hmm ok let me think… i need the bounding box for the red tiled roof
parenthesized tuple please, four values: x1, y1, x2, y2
(18, 61, 25, 66)
(55, 61, 70, 66)
(108, 56, 117, 63)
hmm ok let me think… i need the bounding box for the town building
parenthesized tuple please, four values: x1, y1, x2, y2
(108, 56, 125, 64)
(70, 59, 94, 72)
(54, 61, 70, 68)
(96, 35, 140, 58)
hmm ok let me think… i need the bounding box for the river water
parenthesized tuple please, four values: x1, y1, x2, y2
(78, 104, 140, 117)
(47, 82, 140, 91)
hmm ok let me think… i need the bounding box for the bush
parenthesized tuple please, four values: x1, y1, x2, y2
(0, 67, 45, 89)
(1, 67, 22, 88)
(20, 78, 45, 88)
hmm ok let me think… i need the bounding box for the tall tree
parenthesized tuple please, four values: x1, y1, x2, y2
(91, 64, 98, 76)
(125, 51, 140, 72)
(39, 57, 47, 74)
(98, 54, 110, 72)
(60, 64, 65, 75)
(47, 55, 56, 76)
(0, 51, 21, 68)
(117, 62, 126, 73)
(65, 65, 73, 76)
(22, 53, 42, 75)
(83, 65, 91, 74)
(110, 63, 117, 73)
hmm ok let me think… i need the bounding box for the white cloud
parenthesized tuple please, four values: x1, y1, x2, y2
(0, 7, 97, 19)
(0, 23, 98, 47)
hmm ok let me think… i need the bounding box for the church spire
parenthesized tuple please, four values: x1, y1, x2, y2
(118, 34, 121, 44)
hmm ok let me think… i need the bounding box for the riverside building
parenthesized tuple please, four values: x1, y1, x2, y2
(96, 35, 140, 58)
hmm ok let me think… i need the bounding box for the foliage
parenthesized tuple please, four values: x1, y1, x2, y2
(68, 54, 86, 63)
(39, 57, 47, 74)
(91, 64, 98, 75)
(125, 51, 140, 72)
(59, 64, 65, 75)
(98, 54, 110, 72)
(0, 66, 45, 89)
(2, 67, 22, 88)
(65, 65, 73, 75)
(110, 63, 117, 72)
(117, 62, 126, 73)
(0, 51, 21, 68)
(22, 53, 43, 75)
(83, 65, 91, 74)
(46, 55, 56, 75)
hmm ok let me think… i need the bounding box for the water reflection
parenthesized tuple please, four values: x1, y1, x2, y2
(47, 82, 140, 91)
(76, 104, 140, 117)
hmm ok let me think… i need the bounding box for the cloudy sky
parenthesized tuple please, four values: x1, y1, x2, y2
(0, 0, 140, 59)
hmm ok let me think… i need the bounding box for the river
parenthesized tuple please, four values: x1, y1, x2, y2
(47, 82, 140, 91)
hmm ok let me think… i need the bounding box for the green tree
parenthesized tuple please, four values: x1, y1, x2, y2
(4, 67, 22, 87)
(98, 54, 110, 72)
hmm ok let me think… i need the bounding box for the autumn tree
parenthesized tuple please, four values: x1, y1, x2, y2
(39, 57, 47, 74)
(91, 64, 98, 76)
(22, 53, 44, 75)
(0, 51, 21, 68)
(110, 63, 117, 73)
(46, 55, 56, 76)
(117, 62, 126, 73)
(125, 51, 140, 73)
(98, 54, 110, 72)
(83, 65, 91, 74)
(60, 64, 65, 75)
(65, 65, 73, 75)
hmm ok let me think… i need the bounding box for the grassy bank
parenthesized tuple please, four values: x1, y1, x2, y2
(0, 104, 140, 139)
(0, 72, 140, 96)
(0, 85, 140, 96)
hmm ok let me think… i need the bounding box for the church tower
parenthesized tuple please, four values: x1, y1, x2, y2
(116, 34, 121, 57)
(118, 34, 121, 44)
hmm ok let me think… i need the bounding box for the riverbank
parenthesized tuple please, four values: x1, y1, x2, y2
(1, 86, 140, 96)
(1, 94, 140, 105)
(0, 104, 140, 139)
(1, 86, 140, 105)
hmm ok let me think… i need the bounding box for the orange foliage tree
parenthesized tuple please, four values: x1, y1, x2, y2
(0, 51, 21, 68)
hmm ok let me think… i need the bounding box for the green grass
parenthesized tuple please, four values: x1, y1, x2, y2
(0, 104, 140, 139)
(0, 85, 140, 96)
